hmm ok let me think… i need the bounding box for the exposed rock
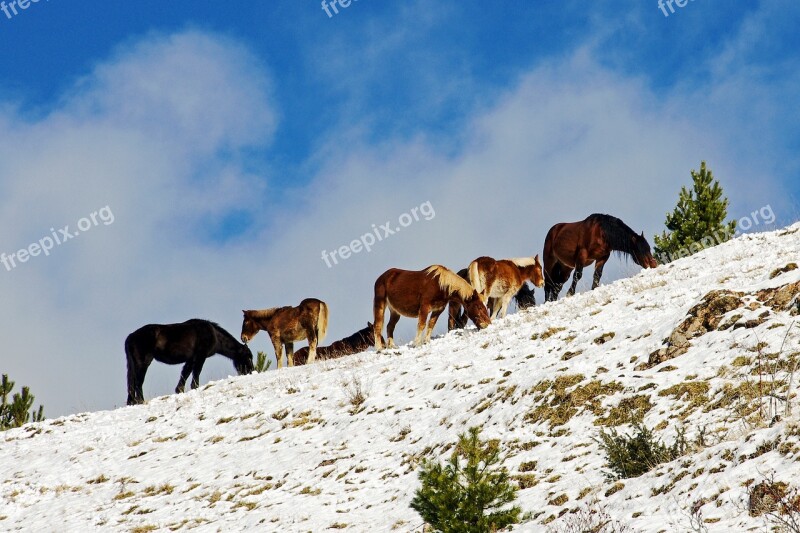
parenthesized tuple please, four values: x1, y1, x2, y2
(756, 281, 800, 315)
(748, 480, 800, 517)
(641, 290, 744, 370)
(770, 263, 798, 279)
(642, 282, 800, 371)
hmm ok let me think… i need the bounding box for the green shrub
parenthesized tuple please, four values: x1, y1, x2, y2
(411, 427, 521, 532)
(1, 374, 44, 430)
(254, 351, 272, 373)
(596, 424, 686, 480)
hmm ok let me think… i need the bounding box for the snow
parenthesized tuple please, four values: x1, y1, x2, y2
(1, 224, 799, 532)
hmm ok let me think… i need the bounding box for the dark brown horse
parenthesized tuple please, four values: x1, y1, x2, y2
(292, 322, 383, 365)
(543, 214, 657, 302)
(125, 319, 254, 406)
(468, 256, 545, 319)
(373, 265, 491, 350)
(241, 298, 329, 367)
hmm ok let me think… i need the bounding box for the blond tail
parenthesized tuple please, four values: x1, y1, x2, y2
(317, 301, 329, 344)
(468, 260, 484, 295)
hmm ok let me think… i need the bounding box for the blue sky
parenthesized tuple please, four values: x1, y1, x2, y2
(1, 1, 798, 416)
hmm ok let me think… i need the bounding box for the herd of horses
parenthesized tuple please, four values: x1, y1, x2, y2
(125, 214, 658, 405)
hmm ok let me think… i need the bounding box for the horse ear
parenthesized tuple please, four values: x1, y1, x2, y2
(641, 231, 645, 238)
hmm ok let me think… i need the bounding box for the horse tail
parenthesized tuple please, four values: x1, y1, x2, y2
(468, 260, 484, 295)
(317, 301, 329, 344)
(124, 331, 141, 405)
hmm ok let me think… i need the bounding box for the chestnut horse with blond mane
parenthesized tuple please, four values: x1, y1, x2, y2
(373, 265, 491, 350)
(543, 214, 658, 302)
(468, 255, 545, 319)
(241, 298, 328, 367)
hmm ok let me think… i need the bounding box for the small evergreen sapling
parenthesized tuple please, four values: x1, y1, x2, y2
(0, 374, 44, 431)
(411, 426, 521, 532)
(654, 161, 737, 263)
(254, 351, 272, 373)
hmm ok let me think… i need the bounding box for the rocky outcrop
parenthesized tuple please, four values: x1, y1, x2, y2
(639, 279, 799, 370)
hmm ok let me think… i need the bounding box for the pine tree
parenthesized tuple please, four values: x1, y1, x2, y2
(410, 427, 521, 532)
(654, 161, 737, 263)
(1, 374, 45, 431)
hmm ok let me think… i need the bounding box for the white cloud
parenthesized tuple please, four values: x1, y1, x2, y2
(0, 16, 795, 416)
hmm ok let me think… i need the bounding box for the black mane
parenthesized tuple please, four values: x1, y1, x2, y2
(585, 213, 643, 258)
(201, 319, 241, 344)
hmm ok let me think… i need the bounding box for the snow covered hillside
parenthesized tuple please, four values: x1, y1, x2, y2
(1, 224, 799, 532)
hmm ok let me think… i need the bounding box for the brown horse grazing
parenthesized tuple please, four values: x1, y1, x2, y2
(543, 213, 658, 302)
(292, 322, 384, 365)
(373, 265, 491, 350)
(125, 319, 254, 406)
(468, 256, 545, 319)
(241, 298, 328, 367)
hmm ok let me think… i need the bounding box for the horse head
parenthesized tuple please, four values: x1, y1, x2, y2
(531, 255, 545, 287)
(632, 232, 658, 269)
(234, 342, 255, 375)
(240, 310, 259, 344)
(364, 322, 384, 347)
(463, 291, 491, 329)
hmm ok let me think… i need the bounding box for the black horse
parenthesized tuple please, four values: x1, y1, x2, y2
(125, 319, 254, 405)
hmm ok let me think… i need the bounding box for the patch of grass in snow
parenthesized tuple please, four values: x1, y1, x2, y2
(143, 483, 174, 496)
(285, 410, 323, 429)
(153, 432, 187, 443)
(271, 408, 290, 421)
(659, 381, 710, 419)
(595, 395, 654, 426)
(539, 327, 566, 340)
(525, 376, 623, 428)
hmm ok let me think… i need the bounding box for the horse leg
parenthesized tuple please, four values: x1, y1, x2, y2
(176, 361, 193, 394)
(287, 341, 299, 366)
(386, 311, 401, 348)
(126, 357, 143, 405)
(190, 357, 206, 390)
(414, 306, 431, 346)
(499, 294, 513, 318)
(132, 356, 151, 405)
(592, 256, 609, 290)
(447, 302, 462, 331)
(488, 297, 500, 319)
(566, 266, 583, 297)
(424, 309, 444, 344)
(272, 337, 284, 369)
(545, 263, 562, 302)
(373, 288, 387, 351)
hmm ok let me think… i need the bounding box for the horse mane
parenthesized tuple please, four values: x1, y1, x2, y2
(585, 214, 640, 257)
(425, 265, 475, 300)
(206, 320, 241, 345)
(508, 256, 539, 267)
(246, 308, 281, 320)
